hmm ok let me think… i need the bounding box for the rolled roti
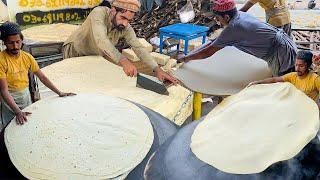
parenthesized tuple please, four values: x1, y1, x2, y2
(5, 93, 154, 179)
(191, 83, 319, 174)
(174, 46, 272, 95)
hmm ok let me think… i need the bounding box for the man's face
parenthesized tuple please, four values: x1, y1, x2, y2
(112, 8, 135, 31)
(214, 15, 229, 27)
(4, 34, 22, 56)
(295, 59, 308, 76)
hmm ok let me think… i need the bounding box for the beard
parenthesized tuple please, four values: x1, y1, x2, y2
(8, 49, 20, 55)
(115, 24, 125, 31)
(112, 16, 126, 31)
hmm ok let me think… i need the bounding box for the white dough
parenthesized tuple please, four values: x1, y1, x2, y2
(191, 83, 319, 174)
(174, 46, 272, 96)
(22, 23, 79, 43)
(39, 56, 193, 125)
(5, 93, 154, 179)
(0, 1, 9, 22)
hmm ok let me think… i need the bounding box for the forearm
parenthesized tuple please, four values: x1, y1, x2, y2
(255, 77, 282, 84)
(184, 43, 221, 61)
(131, 49, 158, 70)
(0, 90, 21, 114)
(37, 74, 61, 95)
(239, 1, 254, 12)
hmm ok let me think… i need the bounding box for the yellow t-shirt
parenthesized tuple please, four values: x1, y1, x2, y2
(0, 50, 40, 91)
(283, 72, 320, 101)
(249, 0, 290, 27)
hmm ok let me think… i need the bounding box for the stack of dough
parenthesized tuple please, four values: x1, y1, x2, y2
(39, 56, 193, 125)
(191, 83, 319, 174)
(0, 1, 9, 23)
(236, 2, 320, 29)
(22, 23, 79, 43)
(291, 11, 320, 28)
(5, 94, 154, 179)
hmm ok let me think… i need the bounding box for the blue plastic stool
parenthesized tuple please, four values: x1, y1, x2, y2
(159, 23, 209, 55)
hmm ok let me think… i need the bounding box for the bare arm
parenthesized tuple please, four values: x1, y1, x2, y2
(34, 70, 75, 97)
(0, 79, 22, 114)
(249, 76, 285, 86)
(239, 1, 255, 12)
(183, 42, 223, 61)
(0, 79, 31, 125)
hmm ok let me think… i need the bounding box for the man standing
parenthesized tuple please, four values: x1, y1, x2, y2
(180, 0, 297, 76)
(240, 0, 292, 36)
(64, 0, 177, 84)
(249, 51, 320, 105)
(0, 22, 75, 129)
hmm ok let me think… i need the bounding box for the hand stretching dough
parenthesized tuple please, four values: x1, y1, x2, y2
(174, 46, 272, 95)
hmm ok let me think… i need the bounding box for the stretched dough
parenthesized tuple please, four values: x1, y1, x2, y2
(174, 46, 272, 95)
(5, 93, 154, 179)
(191, 83, 319, 174)
(39, 56, 192, 125)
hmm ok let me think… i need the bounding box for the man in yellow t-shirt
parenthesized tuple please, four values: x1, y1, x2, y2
(240, 0, 291, 36)
(249, 50, 320, 103)
(0, 22, 75, 130)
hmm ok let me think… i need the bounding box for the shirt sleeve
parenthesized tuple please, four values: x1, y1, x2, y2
(124, 26, 158, 70)
(90, 8, 124, 64)
(27, 54, 40, 73)
(282, 72, 294, 82)
(0, 62, 6, 79)
(249, 0, 258, 4)
(212, 26, 239, 48)
(315, 76, 320, 92)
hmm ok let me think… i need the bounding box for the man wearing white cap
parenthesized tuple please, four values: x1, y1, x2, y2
(64, 0, 177, 84)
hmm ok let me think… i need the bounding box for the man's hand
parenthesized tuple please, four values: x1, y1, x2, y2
(154, 67, 179, 85)
(119, 58, 138, 77)
(247, 81, 259, 88)
(15, 111, 31, 125)
(313, 54, 320, 65)
(58, 92, 77, 97)
(177, 53, 188, 63)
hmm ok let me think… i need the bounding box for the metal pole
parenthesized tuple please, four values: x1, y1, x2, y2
(192, 92, 202, 120)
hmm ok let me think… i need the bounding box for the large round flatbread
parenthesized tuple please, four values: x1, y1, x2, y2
(191, 83, 319, 174)
(39, 56, 192, 125)
(5, 93, 154, 179)
(174, 46, 272, 95)
(22, 23, 79, 43)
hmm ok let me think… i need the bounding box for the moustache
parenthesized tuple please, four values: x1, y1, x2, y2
(116, 25, 125, 31)
(10, 49, 20, 54)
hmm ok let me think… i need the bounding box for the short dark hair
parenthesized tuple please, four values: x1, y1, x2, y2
(213, 8, 238, 19)
(297, 50, 313, 68)
(0, 22, 24, 41)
